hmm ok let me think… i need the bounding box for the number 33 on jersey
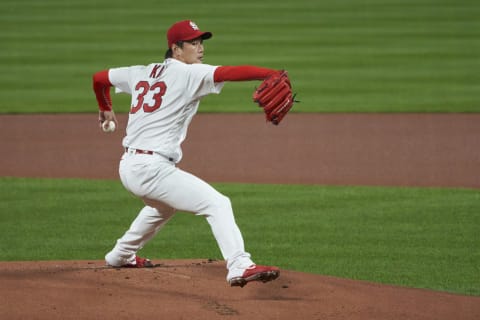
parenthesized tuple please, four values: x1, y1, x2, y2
(130, 80, 167, 114)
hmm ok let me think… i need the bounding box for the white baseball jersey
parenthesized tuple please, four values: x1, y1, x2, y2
(108, 58, 225, 163)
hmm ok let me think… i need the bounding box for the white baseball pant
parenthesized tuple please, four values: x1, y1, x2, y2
(105, 150, 254, 273)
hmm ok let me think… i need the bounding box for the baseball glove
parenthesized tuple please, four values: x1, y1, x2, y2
(253, 71, 295, 125)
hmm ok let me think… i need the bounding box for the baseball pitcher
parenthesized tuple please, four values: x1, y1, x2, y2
(92, 20, 294, 287)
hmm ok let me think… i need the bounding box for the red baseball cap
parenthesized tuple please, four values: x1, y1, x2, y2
(167, 20, 212, 48)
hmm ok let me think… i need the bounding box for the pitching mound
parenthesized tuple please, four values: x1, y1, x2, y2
(1, 259, 479, 320)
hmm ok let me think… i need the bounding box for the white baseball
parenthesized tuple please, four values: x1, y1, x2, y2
(102, 120, 116, 133)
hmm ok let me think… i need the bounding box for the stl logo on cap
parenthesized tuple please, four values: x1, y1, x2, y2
(189, 21, 199, 30)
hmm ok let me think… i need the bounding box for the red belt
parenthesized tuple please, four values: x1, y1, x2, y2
(125, 148, 153, 155)
(125, 148, 174, 162)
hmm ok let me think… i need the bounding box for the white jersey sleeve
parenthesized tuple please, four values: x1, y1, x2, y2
(185, 63, 223, 100)
(108, 66, 145, 94)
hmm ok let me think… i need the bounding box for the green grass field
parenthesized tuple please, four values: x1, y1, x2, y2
(1, 0, 479, 113)
(1, 177, 479, 296)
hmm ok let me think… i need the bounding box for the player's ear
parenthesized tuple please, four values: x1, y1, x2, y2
(171, 44, 180, 58)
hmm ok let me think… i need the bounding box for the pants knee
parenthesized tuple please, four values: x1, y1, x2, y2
(216, 194, 233, 212)
(201, 194, 233, 218)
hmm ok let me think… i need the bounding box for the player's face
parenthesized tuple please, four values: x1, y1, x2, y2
(175, 38, 205, 64)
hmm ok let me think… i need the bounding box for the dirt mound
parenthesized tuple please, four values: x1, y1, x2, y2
(1, 260, 479, 320)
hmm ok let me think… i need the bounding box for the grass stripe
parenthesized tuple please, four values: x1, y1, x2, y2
(1, 0, 479, 113)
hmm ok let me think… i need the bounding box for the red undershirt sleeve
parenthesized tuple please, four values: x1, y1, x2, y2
(92, 70, 113, 111)
(213, 65, 279, 82)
